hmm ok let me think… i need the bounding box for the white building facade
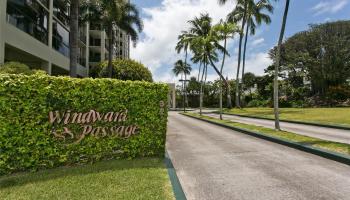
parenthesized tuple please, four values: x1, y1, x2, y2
(0, 0, 130, 77)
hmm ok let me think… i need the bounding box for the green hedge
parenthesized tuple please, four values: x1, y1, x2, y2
(90, 59, 153, 82)
(0, 74, 168, 175)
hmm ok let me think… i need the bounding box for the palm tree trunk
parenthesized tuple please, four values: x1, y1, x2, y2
(241, 19, 250, 107)
(226, 76, 232, 108)
(184, 49, 188, 111)
(69, 0, 79, 78)
(219, 37, 227, 120)
(235, 3, 248, 108)
(184, 73, 187, 112)
(181, 74, 185, 112)
(200, 63, 206, 115)
(274, 0, 290, 130)
(197, 62, 202, 81)
(108, 25, 114, 78)
(208, 55, 229, 88)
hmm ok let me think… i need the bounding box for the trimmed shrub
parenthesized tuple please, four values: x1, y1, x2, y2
(0, 62, 47, 75)
(0, 62, 33, 75)
(247, 99, 269, 107)
(91, 59, 153, 82)
(0, 74, 168, 174)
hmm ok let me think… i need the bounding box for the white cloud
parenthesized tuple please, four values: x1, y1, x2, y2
(251, 38, 265, 46)
(191, 51, 272, 82)
(130, 0, 235, 82)
(312, 0, 348, 15)
(244, 52, 272, 75)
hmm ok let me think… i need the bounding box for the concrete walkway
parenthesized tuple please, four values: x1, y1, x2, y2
(167, 112, 350, 200)
(200, 112, 350, 144)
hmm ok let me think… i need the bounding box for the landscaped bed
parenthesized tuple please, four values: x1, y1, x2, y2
(0, 158, 174, 200)
(184, 112, 350, 156)
(223, 108, 350, 127)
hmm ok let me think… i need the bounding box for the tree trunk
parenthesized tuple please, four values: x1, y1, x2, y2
(274, 0, 290, 130)
(108, 25, 114, 78)
(226, 76, 232, 108)
(181, 74, 185, 112)
(199, 63, 206, 116)
(184, 73, 187, 112)
(235, 2, 248, 108)
(241, 19, 250, 107)
(69, 0, 79, 78)
(197, 62, 202, 81)
(184, 49, 188, 112)
(219, 38, 227, 120)
(208, 55, 229, 88)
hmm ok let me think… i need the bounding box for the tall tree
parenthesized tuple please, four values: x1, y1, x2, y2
(213, 20, 239, 119)
(176, 31, 192, 108)
(187, 13, 213, 115)
(69, 0, 79, 77)
(239, 0, 273, 106)
(274, 0, 290, 130)
(227, 0, 251, 108)
(81, 0, 142, 78)
(173, 60, 192, 112)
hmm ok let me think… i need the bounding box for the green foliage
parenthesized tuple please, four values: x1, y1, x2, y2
(269, 20, 350, 97)
(0, 158, 174, 200)
(0, 62, 48, 75)
(0, 62, 33, 75)
(0, 74, 168, 175)
(247, 99, 269, 107)
(91, 59, 153, 82)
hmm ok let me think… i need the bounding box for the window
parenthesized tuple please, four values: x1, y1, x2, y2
(6, 0, 49, 44)
(53, 0, 70, 27)
(52, 19, 70, 57)
(38, 0, 49, 8)
(89, 37, 101, 46)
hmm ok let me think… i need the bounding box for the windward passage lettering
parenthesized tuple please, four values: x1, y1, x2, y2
(49, 110, 139, 143)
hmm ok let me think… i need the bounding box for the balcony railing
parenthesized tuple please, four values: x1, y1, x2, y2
(89, 56, 101, 63)
(6, 2, 49, 45)
(90, 23, 102, 31)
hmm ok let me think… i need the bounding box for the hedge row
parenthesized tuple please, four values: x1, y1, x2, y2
(0, 74, 168, 174)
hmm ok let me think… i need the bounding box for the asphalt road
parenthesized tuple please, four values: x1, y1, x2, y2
(166, 112, 350, 200)
(201, 112, 350, 144)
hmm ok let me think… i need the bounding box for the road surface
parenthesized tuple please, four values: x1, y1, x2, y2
(201, 112, 350, 144)
(167, 112, 350, 200)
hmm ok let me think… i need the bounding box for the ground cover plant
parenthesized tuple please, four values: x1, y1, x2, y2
(0, 158, 174, 200)
(224, 107, 350, 127)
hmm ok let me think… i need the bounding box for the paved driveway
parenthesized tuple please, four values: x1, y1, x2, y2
(166, 112, 350, 200)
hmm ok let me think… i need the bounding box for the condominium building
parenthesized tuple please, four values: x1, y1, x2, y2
(0, 0, 130, 77)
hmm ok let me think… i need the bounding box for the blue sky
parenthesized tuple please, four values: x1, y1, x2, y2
(130, 0, 350, 83)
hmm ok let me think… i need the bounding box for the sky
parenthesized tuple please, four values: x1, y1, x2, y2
(130, 0, 350, 83)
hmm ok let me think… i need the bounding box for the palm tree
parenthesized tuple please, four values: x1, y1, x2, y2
(191, 44, 210, 115)
(274, 0, 290, 130)
(225, 0, 252, 108)
(69, 0, 79, 77)
(191, 24, 230, 94)
(176, 31, 192, 108)
(173, 60, 192, 112)
(81, 0, 142, 78)
(186, 13, 212, 115)
(213, 20, 239, 119)
(239, 0, 273, 106)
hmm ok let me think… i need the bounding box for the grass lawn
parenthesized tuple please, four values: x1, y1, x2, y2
(184, 113, 350, 156)
(223, 107, 350, 127)
(0, 158, 174, 200)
